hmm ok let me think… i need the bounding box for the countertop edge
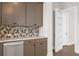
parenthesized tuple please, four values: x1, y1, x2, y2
(0, 36, 47, 43)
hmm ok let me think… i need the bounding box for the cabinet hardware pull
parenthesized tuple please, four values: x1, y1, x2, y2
(40, 43, 43, 45)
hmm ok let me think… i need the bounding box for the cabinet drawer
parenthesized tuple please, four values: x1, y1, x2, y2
(24, 40, 34, 46)
(35, 39, 47, 47)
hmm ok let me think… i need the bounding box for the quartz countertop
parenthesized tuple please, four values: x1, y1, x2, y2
(0, 36, 47, 43)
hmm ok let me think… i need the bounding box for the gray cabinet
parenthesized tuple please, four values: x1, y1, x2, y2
(0, 43, 3, 56)
(13, 3, 25, 25)
(24, 38, 47, 56)
(24, 40, 34, 56)
(1, 2, 43, 26)
(2, 2, 25, 25)
(35, 39, 47, 56)
(26, 3, 43, 26)
(0, 38, 47, 56)
(0, 2, 2, 24)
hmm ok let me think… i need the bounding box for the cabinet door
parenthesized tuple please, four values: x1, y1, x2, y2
(0, 43, 3, 56)
(35, 46, 47, 56)
(41, 47, 47, 56)
(24, 46, 34, 56)
(0, 2, 2, 24)
(35, 39, 47, 56)
(13, 2, 25, 25)
(24, 40, 34, 56)
(2, 2, 15, 25)
(2, 2, 25, 25)
(26, 3, 43, 26)
(35, 46, 42, 56)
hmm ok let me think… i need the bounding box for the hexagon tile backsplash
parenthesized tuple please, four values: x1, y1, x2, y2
(0, 24, 39, 38)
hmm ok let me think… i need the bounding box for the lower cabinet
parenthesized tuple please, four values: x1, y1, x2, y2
(35, 39, 47, 56)
(24, 40, 35, 56)
(0, 38, 47, 56)
(24, 38, 47, 56)
(0, 43, 3, 56)
(35, 46, 47, 56)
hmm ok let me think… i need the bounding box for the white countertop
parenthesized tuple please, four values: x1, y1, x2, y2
(0, 36, 47, 43)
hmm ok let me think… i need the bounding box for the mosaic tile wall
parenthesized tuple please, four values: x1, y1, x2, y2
(0, 24, 39, 38)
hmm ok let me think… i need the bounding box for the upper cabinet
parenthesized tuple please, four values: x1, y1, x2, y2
(1, 2, 43, 26)
(2, 2, 25, 25)
(0, 2, 2, 24)
(26, 3, 43, 26)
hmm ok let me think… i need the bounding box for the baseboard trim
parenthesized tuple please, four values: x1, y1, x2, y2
(63, 42, 74, 46)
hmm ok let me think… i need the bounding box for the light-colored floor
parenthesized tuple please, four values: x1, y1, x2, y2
(53, 45, 79, 56)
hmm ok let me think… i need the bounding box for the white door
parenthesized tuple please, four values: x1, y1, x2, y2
(55, 8, 64, 52)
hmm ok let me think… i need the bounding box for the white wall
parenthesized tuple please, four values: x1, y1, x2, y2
(39, 2, 53, 56)
(64, 7, 76, 45)
(53, 2, 64, 10)
(63, 3, 79, 44)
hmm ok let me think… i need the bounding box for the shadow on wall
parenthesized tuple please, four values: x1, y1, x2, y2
(53, 10, 55, 50)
